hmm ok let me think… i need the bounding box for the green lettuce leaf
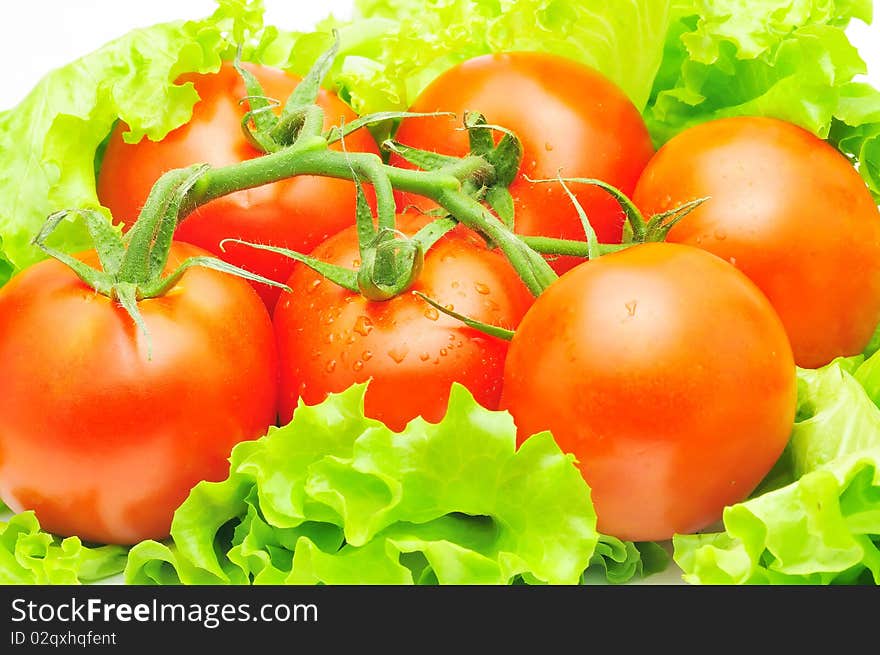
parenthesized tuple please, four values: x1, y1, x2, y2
(126, 383, 611, 585)
(0, 238, 12, 289)
(0, 512, 128, 585)
(674, 358, 880, 584)
(0, 0, 282, 276)
(306, 0, 672, 115)
(583, 537, 670, 585)
(645, 0, 880, 197)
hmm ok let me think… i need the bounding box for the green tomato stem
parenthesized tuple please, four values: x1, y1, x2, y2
(177, 142, 556, 296)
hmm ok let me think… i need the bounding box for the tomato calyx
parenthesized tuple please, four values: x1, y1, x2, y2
(32, 164, 289, 355)
(515, 178, 710, 260)
(234, 37, 340, 153)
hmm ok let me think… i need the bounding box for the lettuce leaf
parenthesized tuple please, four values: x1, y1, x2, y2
(0, 512, 128, 585)
(126, 383, 630, 585)
(674, 358, 880, 584)
(0, 238, 12, 289)
(646, 0, 880, 197)
(0, 0, 281, 276)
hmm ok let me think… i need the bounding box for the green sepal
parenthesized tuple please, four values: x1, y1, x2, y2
(325, 111, 455, 145)
(220, 239, 359, 293)
(233, 46, 281, 153)
(140, 255, 292, 299)
(411, 217, 458, 253)
(112, 281, 152, 358)
(464, 113, 522, 189)
(642, 197, 711, 243)
(414, 292, 514, 342)
(381, 139, 462, 171)
(283, 30, 340, 117)
(485, 186, 515, 229)
(464, 111, 495, 157)
(31, 211, 114, 295)
(557, 177, 600, 261)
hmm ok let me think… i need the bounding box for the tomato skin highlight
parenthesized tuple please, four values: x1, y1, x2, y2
(500, 243, 797, 542)
(274, 215, 534, 432)
(0, 243, 278, 545)
(632, 116, 880, 369)
(97, 62, 380, 310)
(393, 52, 655, 272)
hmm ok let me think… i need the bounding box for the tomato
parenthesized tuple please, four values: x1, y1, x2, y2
(500, 243, 796, 542)
(0, 242, 278, 545)
(632, 116, 880, 369)
(274, 215, 534, 431)
(392, 52, 655, 272)
(97, 62, 380, 310)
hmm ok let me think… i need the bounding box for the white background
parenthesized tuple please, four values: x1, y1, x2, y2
(0, 0, 877, 110)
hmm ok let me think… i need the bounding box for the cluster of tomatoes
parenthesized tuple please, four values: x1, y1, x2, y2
(1, 51, 878, 547)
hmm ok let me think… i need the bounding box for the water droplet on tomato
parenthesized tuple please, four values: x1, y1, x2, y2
(440, 348, 448, 357)
(419, 352, 430, 361)
(309, 279, 322, 293)
(714, 230, 727, 241)
(361, 350, 373, 361)
(387, 346, 409, 364)
(352, 259, 362, 268)
(451, 281, 460, 289)
(729, 256, 737, 266)
(424, 307, 439, 321)
(353, 360, 364, 372)
(353, 315, 373, 336)
(625, 300, 637, 317)
(346, 334, 356, 345)
(544, 142, 554, 151)
(474, 282, 490, 295)
(325, 360, 337, 373)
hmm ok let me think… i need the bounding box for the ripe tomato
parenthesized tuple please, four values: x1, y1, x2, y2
(274, 215, 534, 432)
(392, 52, 655, 272)
(500, 243, 797, 542)
(632, 116, 880, 369)
(0, 243, 278, 545)
(97, 62, 380, 310)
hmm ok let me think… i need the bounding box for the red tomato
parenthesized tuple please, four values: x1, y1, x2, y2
(500, 243, 797, 541)
(274, 215, 534, 431)
(393, 52, 655, 272)
(97, 62, 380, 310)
(0, 243, 278, 545)
(633, 116, 880, 369)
